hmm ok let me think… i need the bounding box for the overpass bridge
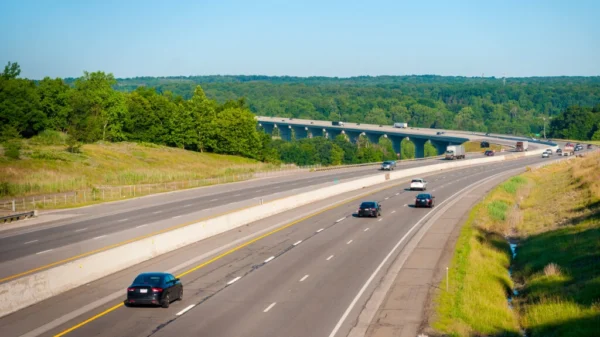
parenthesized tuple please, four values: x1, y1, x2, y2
(257, 117, 479, 158)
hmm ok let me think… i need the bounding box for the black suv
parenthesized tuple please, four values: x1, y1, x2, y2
(357, 201, 382, 218)
(415, 193, 435, 208)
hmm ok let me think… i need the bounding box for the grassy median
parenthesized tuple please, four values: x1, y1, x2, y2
(430, 152, 600, 337)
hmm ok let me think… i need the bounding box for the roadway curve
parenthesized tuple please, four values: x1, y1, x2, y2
(0, 151, 515, 281)
(0, 152, 567, 337)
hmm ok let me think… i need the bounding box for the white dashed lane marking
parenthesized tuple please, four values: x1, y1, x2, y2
(300, 275, 309, 282)
(264, 256, 275, 263)
(24, 240, 39, 244)
(176, 305, 195, 316)
(227, 276, 241, 285)
(293, 240, 302, 246)
(263, 302, 276, 313)
(327, 255, 334, 261)
(36, 249, 53, 255)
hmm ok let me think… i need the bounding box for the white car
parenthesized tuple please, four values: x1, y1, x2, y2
(410, 178, 428, 191)
(542, 152, 549, 158)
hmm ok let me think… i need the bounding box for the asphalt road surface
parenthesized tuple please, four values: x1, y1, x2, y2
(0, 153, 562, 337)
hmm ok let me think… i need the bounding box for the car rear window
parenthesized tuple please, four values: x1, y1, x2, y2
(411, 179, 422, 183)
(417, 194, 430, 198)
(133, 274, 163, 286)
(360, 202, 375, 208)
(383, 161, 393, 165)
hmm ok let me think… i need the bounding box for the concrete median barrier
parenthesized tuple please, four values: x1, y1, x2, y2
(0, 148, 551, 318)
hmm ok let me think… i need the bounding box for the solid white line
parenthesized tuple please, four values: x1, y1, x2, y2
(364, 228, 370, 232)
(336, 217, 346, 223)
(172, 215, 182, 219)
(378, 218, 383, 222)
(293, 240, 302, 246)
(263, 302, 276, 313)
(391, 210, 396, 214)
(327, 168, 523, 337)
(327, 255, 334, 261)
(176, 304, 195, 316)
(384, 197, 389, 200)
(183, 204, 192, 207)
(395, 193, 399, 195)
(256, 189, 263, 192)
(136, 224, 147, 228)
(347, 240, 353, 244)
(403, 204, 407, 207)
(300, 275, 309, 282)
(234, 194, 242, 197)
(118, 218, 128, 222)
(264, 256, 275, 263)
(75, 228, 87, 232)
(36, 249, 53, 255)
(316, 228, 324, 233)
(210, 198, 219, 201)
(93, 235, 107, 240)
(153, 211, 162, 214)
(227, 276, 241, 285)
(24, 240, 39, 244)
(432, 189, 436, 192)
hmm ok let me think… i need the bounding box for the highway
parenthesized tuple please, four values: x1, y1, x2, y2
(0, 153, 560, 337)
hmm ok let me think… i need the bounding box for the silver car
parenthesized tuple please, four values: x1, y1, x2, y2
(381, 161, 396, 171)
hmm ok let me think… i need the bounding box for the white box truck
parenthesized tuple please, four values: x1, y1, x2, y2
(393, 122, 408, 128)
(445, 145, 466, 160)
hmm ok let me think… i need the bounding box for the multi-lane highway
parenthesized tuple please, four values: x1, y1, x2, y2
(0, 152, 564, 337)
(0, 153, 495, 281)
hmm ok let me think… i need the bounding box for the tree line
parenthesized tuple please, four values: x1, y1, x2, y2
(0, 62, 426, 166)
(101, 74, 600, 139)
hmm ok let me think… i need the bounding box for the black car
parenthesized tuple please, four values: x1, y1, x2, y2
(415, 193, 435, 208)
(357, 201, 381, 217)
(484, 150, 495, 156)
(480, 141, 490, 148)
(588, 144, 593, 149)
(126, 272, 183, 308)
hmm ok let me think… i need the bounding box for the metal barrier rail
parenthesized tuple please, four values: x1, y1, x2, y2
(0, 211, 36, 224)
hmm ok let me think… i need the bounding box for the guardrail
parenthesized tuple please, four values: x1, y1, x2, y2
(0, 211, 36, 224)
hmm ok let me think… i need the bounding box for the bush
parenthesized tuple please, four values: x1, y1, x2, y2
(3, 139, 22, 159)
(487, 200, 509, 221)
(66, 135, 83, 153)
(30, 130, 68, 145)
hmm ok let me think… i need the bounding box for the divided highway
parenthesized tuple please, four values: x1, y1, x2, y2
(0, 153, 558, 337)
(0, 155, 477, 281)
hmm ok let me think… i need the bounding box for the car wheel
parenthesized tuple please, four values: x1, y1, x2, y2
(161, 294, 170, 308)
(178, 287, 183, 301)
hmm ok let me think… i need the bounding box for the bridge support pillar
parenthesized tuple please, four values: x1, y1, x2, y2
(389, 136, 402, 159)
(366, 132, 380, 145)
(261, 124, 274, 136)
(279, 125, 293, 141)
(346, 131, 361, 144)
(413, 138, 427, 158)
(292, 126, 308, 140)
(430, 140, 449, 156)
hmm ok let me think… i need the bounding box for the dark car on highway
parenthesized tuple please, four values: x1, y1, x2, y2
(126, 272, 183, 308)
(357, 201, 381, 218)
(484, 150, 495, 156)
(588, 144, 593, 149)
(415, 193, 435, 208)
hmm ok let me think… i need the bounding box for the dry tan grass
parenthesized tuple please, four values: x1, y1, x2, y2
(543, 263, 562, 277)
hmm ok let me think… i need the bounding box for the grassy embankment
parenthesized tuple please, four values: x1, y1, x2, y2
(0, 132, 279, 208)
(430, 151, 600, 337)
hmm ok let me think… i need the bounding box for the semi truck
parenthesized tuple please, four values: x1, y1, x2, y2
(332, 121, 344, 126)
(516, 141, 529, 152)
(393, 122, 408, 128)
(445, 145, 466, 160)
(562, 143, 575, 156)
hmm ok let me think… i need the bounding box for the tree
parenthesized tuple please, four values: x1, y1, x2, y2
(549, 106, 597, 140)
(401, 138, 415, 159)
(0, 75, 45, 138)
(424, 141, 438, 157)
(37, 77, 72, 132)
(211, 107, 262, 158)
(1, 61, 21, 79)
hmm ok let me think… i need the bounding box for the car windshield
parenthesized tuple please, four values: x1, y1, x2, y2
(133, 274, 163, 286)
(360, 202, 376, 208)
(417, 194, 430, 199)
(382, 161, 393, 165)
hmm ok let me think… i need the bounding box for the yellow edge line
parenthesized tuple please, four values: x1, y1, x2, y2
(52, 178, 411, 337)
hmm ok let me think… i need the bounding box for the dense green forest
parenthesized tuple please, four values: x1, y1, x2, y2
(92, 74, 600, 138)
(2, 61, 599, 168)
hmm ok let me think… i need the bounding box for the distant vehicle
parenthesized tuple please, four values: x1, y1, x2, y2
(381, 160, 396, 171)
(485, 133, 490, 136)
(545, 149, 553, 154)
(563, 143, 575, 156)
(542, 152, 549, 158)
(357, 201, 381, 218)
(332, 121, 344, 126)
(480, 141, 490, 148)
(556, 148, 562, 155)
(410, 178, 428, 191)
(484, 150, 495, 156)
(415, 193, 435, 208)
(436, 131, 445, 135)
(516, 141, 529, 152)
(126, 272, 183, 308)
(445, 145, 466, 160)
(588, 144, 593, 149)
(393, 122, 408, 128)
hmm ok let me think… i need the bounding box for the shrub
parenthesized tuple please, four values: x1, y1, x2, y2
(3, 139, 22, 159)
(30, 130, 68, 145)
(66, 135, 83, 153)
(487, 200, 509, 221)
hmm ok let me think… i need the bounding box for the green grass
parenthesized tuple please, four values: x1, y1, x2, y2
(430, 152, 600, 337)
(0, 139, 278, 199)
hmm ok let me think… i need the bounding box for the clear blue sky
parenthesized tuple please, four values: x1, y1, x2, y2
(1, 0, 598, 79)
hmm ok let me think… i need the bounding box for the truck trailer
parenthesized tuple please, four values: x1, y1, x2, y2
(445, 145, 466, 160)
(516, 141, 529, 152)
(393, 122, 408, 128)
